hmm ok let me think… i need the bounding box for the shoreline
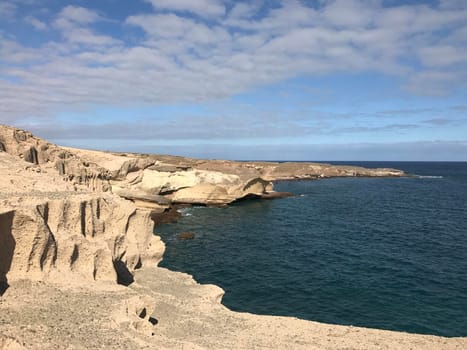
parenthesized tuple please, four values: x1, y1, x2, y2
(154, 172, 464, 339)
(1, 125, 466, 349)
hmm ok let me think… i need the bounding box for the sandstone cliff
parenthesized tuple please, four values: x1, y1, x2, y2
(0, 124, 405, 209)
(0, 194, 164, 288)
(0, 147, 164, 289)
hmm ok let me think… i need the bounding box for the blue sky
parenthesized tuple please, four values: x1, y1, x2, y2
(1, 0, 466, 160)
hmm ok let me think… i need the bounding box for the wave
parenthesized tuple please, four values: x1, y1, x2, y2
(415, 175, 444, 179)
(177, 208, 193, 216)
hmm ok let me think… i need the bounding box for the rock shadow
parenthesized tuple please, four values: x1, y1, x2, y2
(0, 211, 15, 296)
(138, 308, 158, 326)
(113, 260, 134, 286)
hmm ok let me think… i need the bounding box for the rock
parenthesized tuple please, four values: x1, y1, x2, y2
(177, 232, 195, 240)
(170, 177, 271, 205)
(113, 189, 171, 205)
(0, 335, 26, 350)
(171, 183, 231, 205)
(22, 146, 38, 165)
(146, 164, 192, 172)
(112, 295, 158, 337)
(0, 194, 165, 287)
(150, 206, 182, 225)
(260, 191, 294, 200)
(259, 162, 404, 180)
(0, 125, 113, 191)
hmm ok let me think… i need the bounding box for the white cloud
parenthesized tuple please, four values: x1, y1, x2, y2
(227, 2, 261, 20)
(439, 0, 467, 10)
(24, 16, 47, 30)
(0, 2, 16, 19)
(418, 45, 467, 67)
(1, 1, 467, 121)
(321, 0, 377, 28)
(54, 5, 100, 30)
(63, 28, 120, 46)
(145, 0, 225, 18)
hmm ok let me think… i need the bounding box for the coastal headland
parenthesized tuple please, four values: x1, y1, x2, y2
(0, 124, 465, 349)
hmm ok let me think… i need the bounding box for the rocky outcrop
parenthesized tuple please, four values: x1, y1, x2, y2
(0, 194, 164, 287)
(113, 189, 171, 213)
(169, 177, 271, 205)
(258, 162, 404, 180)
(0, 125, 405, 210)
(0, 126, 112, 191)
(110, 167, 275, 205)
(0, 335, 26, 350)
(112, 295, 158, 337)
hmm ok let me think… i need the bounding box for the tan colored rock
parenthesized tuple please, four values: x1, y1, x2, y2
(170, 177, 271, 205)
(171, 183, 230, 205)
(0, 125, 405, 209)
(259, 162, 405, 180)
(140, 170, 199, 193)
(0, 194, 164, 287)
(0, 125, 111, 191)
(139, 169, 239, 194)
(112, 295, 158, 337)
(0, 335, 26, 350)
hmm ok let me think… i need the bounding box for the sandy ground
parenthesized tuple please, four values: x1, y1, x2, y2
(1, 267, 467, 350)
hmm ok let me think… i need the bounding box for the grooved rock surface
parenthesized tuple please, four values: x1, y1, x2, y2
(0, 130, 165, 288)
(0, 126, 111, 191)
(0, 194, 164, 286)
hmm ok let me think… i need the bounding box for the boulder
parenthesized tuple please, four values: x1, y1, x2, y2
(177, 232, 195, 240)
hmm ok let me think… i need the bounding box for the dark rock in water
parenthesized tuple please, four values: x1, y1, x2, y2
(151, 206, 182, 225)
(177, 232, 195, 240)
(260, 191, 294, 200)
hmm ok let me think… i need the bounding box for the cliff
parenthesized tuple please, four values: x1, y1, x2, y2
(0, 147, 164, 289)
(1, 125, 465, 349)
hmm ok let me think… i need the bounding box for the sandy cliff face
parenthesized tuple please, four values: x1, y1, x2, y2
(0, 130, 165, 289)
(0, 126, 111, 192)
(0, 125, 405, 208)
(0, 193, 164, 288)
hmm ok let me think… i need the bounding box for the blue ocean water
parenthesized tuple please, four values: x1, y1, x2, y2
(156, 162, 467, 337)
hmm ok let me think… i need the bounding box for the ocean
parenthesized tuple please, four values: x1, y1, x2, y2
(156, 162, 467, 337)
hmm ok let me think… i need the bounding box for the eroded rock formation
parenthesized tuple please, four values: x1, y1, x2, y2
(0, 125, 405, 210)
(0, 126, 112, 191)
(0, 194, 164, 287)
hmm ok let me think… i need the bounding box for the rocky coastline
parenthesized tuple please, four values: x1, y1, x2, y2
(1, 124, 466, 349)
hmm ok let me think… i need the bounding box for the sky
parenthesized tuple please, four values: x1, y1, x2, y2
(1, 0, 466, 161)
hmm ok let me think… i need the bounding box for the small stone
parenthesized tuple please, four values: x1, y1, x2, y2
(177, 232, 195, 240)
